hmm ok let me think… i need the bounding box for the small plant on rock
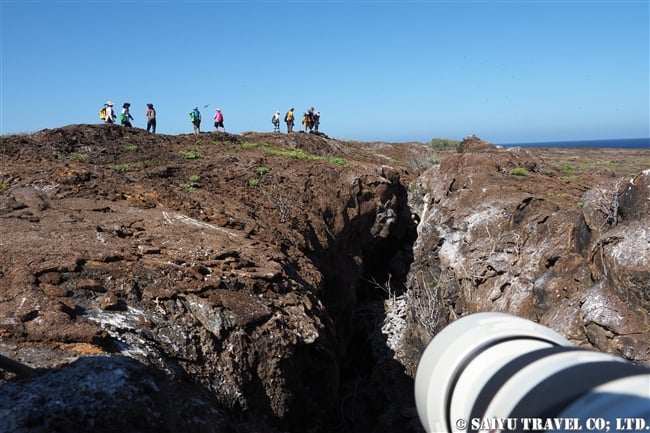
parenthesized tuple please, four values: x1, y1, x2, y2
(510, 167, 529, 176)
(109, 163, 131, 172)
(329, 157, 349, 167)
(180, 183, 197, 191)
(69, 152, 89, 162)
(179, 149, 200, 159)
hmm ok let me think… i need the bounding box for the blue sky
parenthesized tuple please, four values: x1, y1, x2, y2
(1, 0, 648, 144)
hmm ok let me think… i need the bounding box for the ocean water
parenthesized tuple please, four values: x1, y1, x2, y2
(500, 137, 650, 149)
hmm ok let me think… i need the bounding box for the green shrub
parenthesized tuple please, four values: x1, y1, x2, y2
(179, 149, 200, 159)
(69, 152, 89, 162)
(427, 138, 460, 150)
(329, 157, 349, 167)
(0, 180, 7, 192)
(265, 147, 323, 161)
(255, 167, 270, 175)
(248, 178, 260, 187)
(180, 183, 197, 191)
(109, 163, 131, 172)
(510, 167, 529, 176)
(125, 144, 138, 152)
(189, 174, 201, 182)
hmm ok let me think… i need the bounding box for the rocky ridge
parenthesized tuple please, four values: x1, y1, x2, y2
(0, 125, 648, 432)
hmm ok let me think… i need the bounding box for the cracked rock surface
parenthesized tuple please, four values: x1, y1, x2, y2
(1, 127, 648, 432)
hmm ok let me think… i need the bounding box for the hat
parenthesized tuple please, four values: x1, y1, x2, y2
(147, 103, 153, 108)
(123, 102, 130, 107)
(216, 108, 221, 111)
(194, 106, 198, 110)
(106, 101, 114, 106)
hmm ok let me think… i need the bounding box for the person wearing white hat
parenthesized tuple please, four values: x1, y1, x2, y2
(272, 111, 281, 132)
(104, 101, 116, 124)
(213, 108, 225, 133)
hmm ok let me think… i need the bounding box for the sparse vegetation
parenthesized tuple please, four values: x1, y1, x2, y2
(255, 167, 270, 175)
(179, 149, 200, 159)
(248, 178, 260, 187)
(180, 183, 197, 191)
(0, 180, 7, 192)
(125, 144, 138, 152)
(328, 157, 349, 167)
(427, 138, 460, 151)
(241, 142, 261, 149)
(265, 147, 322, 161)
(561, 165, 575, 174)
(109, 163, 132, 172)
(264, 184, 292, 223)
(264, 146, 350, 167)
(69, 152, 89, 162)
(510, 167, 529, 176)
(189, 174, 201, 183)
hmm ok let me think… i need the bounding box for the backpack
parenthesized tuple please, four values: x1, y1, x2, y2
(147, 109, 156, 120)
(99, 107, 107, 120)
(190, 110, 198, 122)
(216, 112, 223, 123)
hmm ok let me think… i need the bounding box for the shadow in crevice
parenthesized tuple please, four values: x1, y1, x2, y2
(334, 222, 425, 433)
(315, 182, 425, 433)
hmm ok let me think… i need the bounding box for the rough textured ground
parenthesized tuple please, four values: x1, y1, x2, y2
(0, 125, 648, 433)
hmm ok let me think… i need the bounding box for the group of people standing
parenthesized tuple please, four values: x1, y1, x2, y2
(276, 107, 320, 134)
(101, 102, 320, 136)
(102, 101, 157, 133)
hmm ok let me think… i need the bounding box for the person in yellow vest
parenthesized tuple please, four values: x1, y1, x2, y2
(284, 108, 295, 133)
(302, 111, 311, 132)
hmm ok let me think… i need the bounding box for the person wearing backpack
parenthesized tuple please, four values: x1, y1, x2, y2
(213, 108, 225, 133)
(120, 103, 134, 127)
(104, 101, 116, 124)
(145, 103, 156, 133)
(313, 110, 321, 133)
(302, 111, 311, 132)
(272, 111, 281, 132)
(190, 107, 201, 135)
(99, 104, 108, 122)
(284, 108, 295, 133)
